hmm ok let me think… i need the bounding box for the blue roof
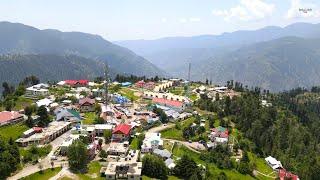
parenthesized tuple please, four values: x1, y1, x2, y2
(121, 82, 132, 86)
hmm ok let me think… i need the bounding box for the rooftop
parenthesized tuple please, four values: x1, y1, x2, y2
(112, 124, 131, 135)
(0, 111, 23, 123)
(104, 162, 142, 176)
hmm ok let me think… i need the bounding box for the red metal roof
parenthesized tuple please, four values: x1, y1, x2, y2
(112, 124, 131, 135)
(279, 169, 299, 180)
(0, 111, 23, 123)
(152, 98, 183, 108)
(65, 79, 89, 86)
(33, 127, 43, 133)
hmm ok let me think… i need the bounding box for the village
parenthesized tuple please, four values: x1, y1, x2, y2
(0, 75, 299, 180)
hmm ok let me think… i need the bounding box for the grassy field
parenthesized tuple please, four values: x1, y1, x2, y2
(161, 117, 195, 141)
(77, 161, 104, 180)
(163, 140, 175, 152)
(172, 143, 254, 180)
(168, 87, 184, 95)
(130, 137, 139, 150)
(21, 167, 62, 180)
(248, 152, 275, 179)
(142, 175, 180, 180)
(161, 117, 209, 141)
(0, 122, 28, 140)
(13, 96, 34, 111)
(82, 112, 96, 125)
(119, 88, 139, 101)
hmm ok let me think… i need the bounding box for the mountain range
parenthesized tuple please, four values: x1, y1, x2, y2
(116, 22, 320, 91)
(0, 21, 165, 86)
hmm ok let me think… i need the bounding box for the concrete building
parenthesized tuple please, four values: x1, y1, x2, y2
(25, 84, 49, 99)
(16, 121, 72, 147)
(103, 162, 142, 180)
(107, 142, 129, 156)
(141, 133, 163, 153)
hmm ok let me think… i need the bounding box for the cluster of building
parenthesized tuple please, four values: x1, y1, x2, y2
(140, 132, 175, 169)
(193, 85, 240, 100)
(134, 80, 155, 90)
(143, 91, 190, 112)
(16, 121, 72, 146)
(265, 156, 299, 180)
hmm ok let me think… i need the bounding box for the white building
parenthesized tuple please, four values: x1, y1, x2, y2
(25, 84, 49, 99)
(36, 98, 53, 107)
(104, 162, 142, 180)
(141, 133, 163, 153)
(265, 156, 283, 170)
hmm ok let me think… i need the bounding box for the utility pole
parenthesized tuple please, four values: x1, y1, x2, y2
(186, 63, 191, 97)
(104, 63, 109, 106)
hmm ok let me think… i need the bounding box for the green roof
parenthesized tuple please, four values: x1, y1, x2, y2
(67, 109, 81, 120)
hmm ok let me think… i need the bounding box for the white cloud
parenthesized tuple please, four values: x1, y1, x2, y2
(212, 0, 275, 21)
(189, 17, 201, 22)
(179, 18, 187, 23)
(286, 0, 320, 19)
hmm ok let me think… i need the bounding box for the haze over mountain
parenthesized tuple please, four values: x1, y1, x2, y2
(0, 54, 106, 85)
(116, 22, 320, 91)
(0, 21, 165, 85)
(195, 37, 320, 91)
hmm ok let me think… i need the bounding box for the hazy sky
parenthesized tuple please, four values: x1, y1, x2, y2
(0, 0, 319, 40)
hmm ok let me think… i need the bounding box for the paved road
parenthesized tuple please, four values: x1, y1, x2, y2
(9, 130, 71, 180)
(162, 138, 205, 153)
(148, 123, 175, 133)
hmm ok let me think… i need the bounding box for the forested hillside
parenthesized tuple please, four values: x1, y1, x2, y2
(0, 22, 165, 78)
(117, 22, 320, 91)
(0, 54, 105, 85)
(194, 37, 320, 91)
(195, 83, 320, 179)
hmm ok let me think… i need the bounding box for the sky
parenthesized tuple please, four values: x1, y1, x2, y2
(0, 0, 319, 41)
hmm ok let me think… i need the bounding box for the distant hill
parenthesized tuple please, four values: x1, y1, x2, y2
(116, 22, 320, 79)
(0, 22, 165, 79)
(193, 37, 320, 91)
(0, 54, 106, 85)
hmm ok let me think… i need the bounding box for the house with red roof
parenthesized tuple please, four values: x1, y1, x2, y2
(0, 111, 24, 127)
(135, 80, 145, 88)
(78, 97, 96, 112)
(65, 79, 89, 87)
(209, 126, 229, 144)
(152, 98, 187, 112)
(112, 124, 132, 142)
(135, 80, 155, 90)
(278, 169, 299, 180)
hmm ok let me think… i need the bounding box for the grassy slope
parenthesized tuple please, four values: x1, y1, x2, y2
(161, 117, 195, 140)
(21, 167, 62, 180)
(0, 122, 28, 140)
(82, 112, 96, 125)
(161, 116, 210, 141)
(172, 144, 254, 180)
(76, 161, 104, 180)
(119, 87, 139, 101)
(130, 137, 139, 150)
(14, 96, 33, 111)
